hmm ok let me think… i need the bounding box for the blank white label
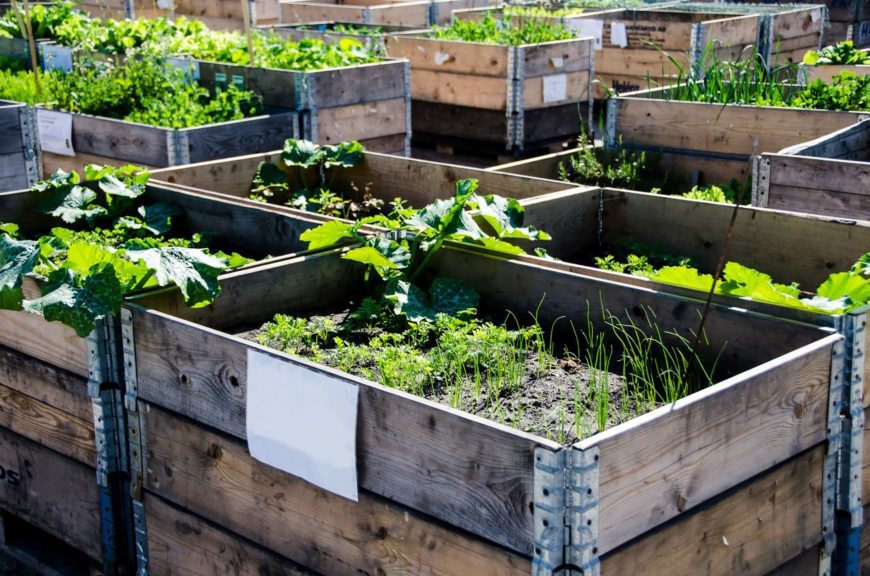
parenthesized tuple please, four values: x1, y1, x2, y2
(550, 56, 564, 68)
(41, 44, 73, 72)
(36, 109, 74, 156)
(246, 349, 359, 501)
(610, 22, 628, 48)
(810, 9, 820, 22)
(157, 0, 172, 8)
(543, 73, 568, 103)
(568, 19, 603, 50)
(434, 51, 450, 65)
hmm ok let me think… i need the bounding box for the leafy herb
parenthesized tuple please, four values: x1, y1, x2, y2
(431, 14, 574, 46)
(803, 41, 870, 66)
(558, 132, 673, 192)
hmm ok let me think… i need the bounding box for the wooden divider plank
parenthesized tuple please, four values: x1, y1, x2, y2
(600, 445, 824, 576)
(142, 403, 530, 576)
(313, 97, 407, 144)
(0, 311, 87, 378)
(581, 337, 834, 554)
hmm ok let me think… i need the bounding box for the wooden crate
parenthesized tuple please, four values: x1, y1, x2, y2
(148, 149, 581, 217)
(489, 141, 750, 190)
(37, 107, 297, 177)
(0, 182, 332, 571)
(190, 58, 410, 153)
(606, 84, 865, 168)
(279, 0, 487, 27)
(753, 119, 870, 220)
(121, 242, 841, 575)
(261, 21, 427, 52)
(385, 34, 594, 152)
(0, 101, 38, 193)
(130, 0, 283, 30)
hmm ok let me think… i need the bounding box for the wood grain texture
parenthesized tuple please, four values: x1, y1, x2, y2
(765, 183, 870, 221)
(0, 310, 87, 378)
(313, 97, 407, 144)
(600, 445, 824, 576)
(142, 403, 531, 576)
(781, 120, 870, 160)
(0, 152, 28, 193)
(308, 60, 407, 108)
(0, 345, 90, 422)
(765, 545, 822, 576)
(279, 0, 432, 27)
(0, 427, 101, 560)
(70, 112, 169, 166)
(145, 493, 317, 575)
(0, 105, 23, 156)
(614, 97, 861, 156)
(184, 113, 297, 164)
(584, 337, 834, 554)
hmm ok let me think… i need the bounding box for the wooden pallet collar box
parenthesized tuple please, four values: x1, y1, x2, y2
(753, 119, 870, 220)
(141, 0, 283, 29)
(0, 101, 38, 193)
(278, 0, 486, 27)
(385, 34, 594, 150)
(121, 240, 841, 575)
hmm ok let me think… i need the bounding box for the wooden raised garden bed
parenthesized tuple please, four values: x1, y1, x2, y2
(0, 181, 330, 573)
(36, 108, 298, 178)
(129, 0, 282, 30)
(0, 101, 38, 193)
(262, 21, 426, 52)
(753, 119, 870, 220)
(120, 240, 841, 575)
(278, 0, 486, 27)
(385, 34, 594, 154)
(192, 58, 410, 154)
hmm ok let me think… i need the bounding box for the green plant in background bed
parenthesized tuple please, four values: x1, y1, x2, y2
(501, 5, 585, 18)
(680, 179, 747, 204)
(558, 132, 674, 191)
(804, 41, 870, 66)
(0, 165, 253, 336)
(594, 238, 695, 278)
(431, 14, 574, 45)
(0, 0, 82, 40)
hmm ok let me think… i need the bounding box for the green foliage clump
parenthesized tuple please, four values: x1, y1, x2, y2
(0, 0, 82, 39)
(791, 72, 870, 112)
(557, 133, 672, 192)
(680, 178, 747, 204)
(593, 239, 694, 278)
(803, 41, 870, 66)
(431, 14, 574, 46)
(0, 165, 253, 336)
(501, 5, 585, 18)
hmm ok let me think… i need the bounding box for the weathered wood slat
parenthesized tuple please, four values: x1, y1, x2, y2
(70, 113, 169, 167)
(307, 60, 408, 108)
(185, 113, 296, 164)
(312, 97, 407, 145)
(144, 493, 316, 576)
(779, 120, 870, 159)
(280, 0, 433, 27)
(768, 154, 870, 194)
(600, 445, 824, 576)
(0, 105, 23, 156)
(765, 545, 823, 576)
(142, 403, 531, 576)
(0, 310, 87, 378)
(581, 336, 834, 554)
(765, 182, 870, 220)
(0, 427, 101, 560)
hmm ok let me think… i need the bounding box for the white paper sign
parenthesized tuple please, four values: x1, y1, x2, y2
(41, 44, 73, 72)
(246, 349, 359, 501)
(36, 109, 74, 156)
(543, 73, 568, 103)
(157, 0, 173, 8)
(434, 51, 451, 65)
(810, 9, 820, 23)
(550, 56, 564, 68)
(610, 22, 628, 48)
(568, 19, 603, 50)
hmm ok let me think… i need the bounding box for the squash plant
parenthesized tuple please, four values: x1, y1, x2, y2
(298, 179, 550, 321)
(0, 165, 251, 337)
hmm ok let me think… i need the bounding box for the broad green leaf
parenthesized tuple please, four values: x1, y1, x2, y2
(817, 272, 870, 307)
(299, 220, 356, 250)
(98, 173, 146, 198)
(39, 185, 107, 224)
(369, 236, 411, 268)
(252, 161, 288, 189)
(138, 202, 180, 235)
(719, 261, 773, 296)
(66, 241, 119, 276)
(50, 227, 75, 246)
(24, 265, 123, 337)
(0, 223, 18, 237)
(428, 277, 479, 316)
(852, 252, 870, 276)
(32, 168, 78, 192)
(323, 140, 364, 168)
(343, 246, 400, 270)
(472, 237, 526, 255)
(0, 234, 39, 311)
(213, 251, 255, 269)
(126, 247, 226, 308)
(281, 139, 325, 168)
(651, 266, 715, 292)
(385, 277, 479, 321)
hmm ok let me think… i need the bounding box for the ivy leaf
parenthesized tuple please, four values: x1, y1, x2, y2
(24, 265, 123, 337)
(0, 234, 40, 311)
(39, 185, 108, 224)
(299, 220, 356, 250)
(652, 266, 715, 292)
(323, 140, 364, 168)
(126, 247, 227, 308)
(816, 272, 870, 307)
(281, 139, 325, 168)
(385, 277, 479, 321)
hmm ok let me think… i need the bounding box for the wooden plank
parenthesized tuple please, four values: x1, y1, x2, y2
(602, 188, 870, 290)
(184, 113, 297, 165)
(522, 70, 590, 109)
(0, 152, 28, 193)
(804, 63, 870, 83)
(0, 427, 101, 561)
(771, 7, 824, 41)
(765, 182, 870, 221)
(196, 61, 301, 110)
(521, 101, 589, 144)
(768, 154, 870, 195)
(780, 120, 870, 159)
(0, 383, 95, 466)
(359, 132, 407, 155)
(614, 97, 861, 156)
(144, 494, 315, 576)
(312, 97, 407, 145)
(307, 60, 407, 108)
(141, 402, 531, 576)
(582, 337, 834, 554)
(0, 345, 90, 422)
(410, 69, 509, 109)
(70, 112, 170, 167)
(702, 14, 760, 50)
(0, 310, 87, 378)
(594, 47, 687, 78)
(0, 106, 22, 156)
(765, 544, 822, 576)
(41, 150, 151, 179)
(517, 188, 600, 257)
(385, 37, 511, 77)
(412, 100, 508, 141)
(280, 0, 432, 26)
(600, 445, 824, 576)
(521, 38, 592, 77)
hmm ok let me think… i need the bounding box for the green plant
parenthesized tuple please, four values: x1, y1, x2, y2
(0, 0, 83, 40)
(558, 132, 673, 191)
(593, 238, 694, 277)
(680, 178, 748, 204)
(804, 41, 870, 66)
(431, 14, 574, 46)
(0, 165, 253, 336)
(501, 5, 585, 18)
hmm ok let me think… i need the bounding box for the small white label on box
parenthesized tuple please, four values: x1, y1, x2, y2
(550, 56, 564, 68)
(157, 0, 172, 9)
(41, 44, 73, 72)
(611, 22, 628, 48)
(246, 349, 359, 501)
(811, 9, 820, 22)
(434, 51, 451, 65)
(568, 19, 603, 50)
(36, 109, 74, 156)
(543, 73, 568, 103)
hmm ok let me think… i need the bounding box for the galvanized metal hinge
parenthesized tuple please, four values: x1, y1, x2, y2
(403, 60, 412, 157)
(133, 499, 149, 576)
(836, 313, 866, 526)
(506, 46, 525, 152)
(532, 446, 600, 576)
(822, 338, 845, 574)
(689, 23, 707, 69)
(18, 106, 40, 187)
(751, 155, 770, 208)
(166, 131, 191, 166)
(428, 2, 440, 27)
(603, 98, 617, 149)
(758, 14, 772, 66)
